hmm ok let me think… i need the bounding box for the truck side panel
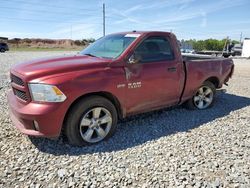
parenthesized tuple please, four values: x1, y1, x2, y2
(181, 59, 234, 103)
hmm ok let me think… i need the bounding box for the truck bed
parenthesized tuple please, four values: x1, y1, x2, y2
(180, 56, 234, 103)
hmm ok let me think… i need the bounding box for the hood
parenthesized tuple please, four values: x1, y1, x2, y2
(11, 55, 112, 79)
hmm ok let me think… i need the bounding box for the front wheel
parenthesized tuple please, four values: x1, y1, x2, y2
(185, 81, 216, 110)
(64, 96, 118, 146)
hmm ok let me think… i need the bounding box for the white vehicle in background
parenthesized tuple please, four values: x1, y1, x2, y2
(242, 38, 250, 58)
(180, 48, 195, 54)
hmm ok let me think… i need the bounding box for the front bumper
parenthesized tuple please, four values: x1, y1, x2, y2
(8, 90, 67, 138)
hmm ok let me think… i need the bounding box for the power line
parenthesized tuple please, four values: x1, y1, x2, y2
(2, 0, 98, 12)
(0, 16, 102, 24)
(0, 1, 105, 38)
(0, 5, 99, 17)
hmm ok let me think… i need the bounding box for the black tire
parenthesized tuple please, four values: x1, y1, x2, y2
(64, 96, 118, 146)
(184, 81, 216, 110)
(0, 48, 5, 53)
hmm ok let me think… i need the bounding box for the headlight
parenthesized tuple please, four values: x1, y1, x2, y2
(28, 84, 66, 102)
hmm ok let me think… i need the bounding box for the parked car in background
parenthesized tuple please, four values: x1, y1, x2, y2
(0, 42, 9, 53)
(180, 48, 195, 54)
(8, 31, 234, 146)
(232, 43, 242, 56)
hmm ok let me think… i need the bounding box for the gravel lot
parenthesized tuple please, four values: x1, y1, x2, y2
(0, 52, 249, 188)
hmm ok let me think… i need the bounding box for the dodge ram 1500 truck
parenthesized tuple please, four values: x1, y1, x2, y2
(8, 31, 234, 146)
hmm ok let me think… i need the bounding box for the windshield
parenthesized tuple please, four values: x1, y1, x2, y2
(80, 34, 139, 59)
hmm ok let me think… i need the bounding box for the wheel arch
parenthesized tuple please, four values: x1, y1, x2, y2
(63, 91, 123, 127)
(204, 76, 220, 88)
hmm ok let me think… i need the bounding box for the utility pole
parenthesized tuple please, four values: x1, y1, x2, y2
(240, 32, 242, 43)
(103, 3, 105, 36)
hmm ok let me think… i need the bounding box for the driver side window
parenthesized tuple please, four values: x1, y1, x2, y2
(134, 36, 174, 63)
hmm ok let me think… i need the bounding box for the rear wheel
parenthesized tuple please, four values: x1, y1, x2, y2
(65, 96, 118, 146)
(0, 48, 5, 53)
(185, 81, 216, 110)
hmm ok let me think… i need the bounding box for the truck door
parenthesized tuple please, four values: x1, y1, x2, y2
(125, 35, 184, 114)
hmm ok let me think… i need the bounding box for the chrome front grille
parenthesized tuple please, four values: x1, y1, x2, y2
(11, 74, 24, 86)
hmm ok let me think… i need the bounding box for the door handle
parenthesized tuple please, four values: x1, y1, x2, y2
(167, 67, 177, 72)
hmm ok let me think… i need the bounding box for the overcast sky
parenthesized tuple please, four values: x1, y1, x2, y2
(0, 0, 249, 40)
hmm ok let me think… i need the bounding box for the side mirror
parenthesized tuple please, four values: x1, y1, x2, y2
(128, 53, 141, 64)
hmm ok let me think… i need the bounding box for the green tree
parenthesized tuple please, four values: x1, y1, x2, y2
(184, 38, 239, 51)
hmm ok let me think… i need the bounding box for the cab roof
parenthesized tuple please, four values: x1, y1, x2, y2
(114, 31, 172, 36)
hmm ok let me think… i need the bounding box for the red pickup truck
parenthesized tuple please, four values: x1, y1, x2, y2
(8, 31, 234, 146)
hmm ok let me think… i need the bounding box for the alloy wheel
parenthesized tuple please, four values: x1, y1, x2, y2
(79, 107, 112, 143)
(193, 86, 214, 109)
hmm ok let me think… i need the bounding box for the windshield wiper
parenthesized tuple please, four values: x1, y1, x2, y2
(84, 53, 97, 57)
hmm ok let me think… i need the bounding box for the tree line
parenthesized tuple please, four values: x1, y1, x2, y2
(181, 39, 240, 51)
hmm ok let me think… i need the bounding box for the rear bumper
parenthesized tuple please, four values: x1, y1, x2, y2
(8, 90, 67, 138)
(223, 63, 234, 86)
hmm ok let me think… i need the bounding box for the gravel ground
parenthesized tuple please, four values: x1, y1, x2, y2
(0, 52, 249, 188)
